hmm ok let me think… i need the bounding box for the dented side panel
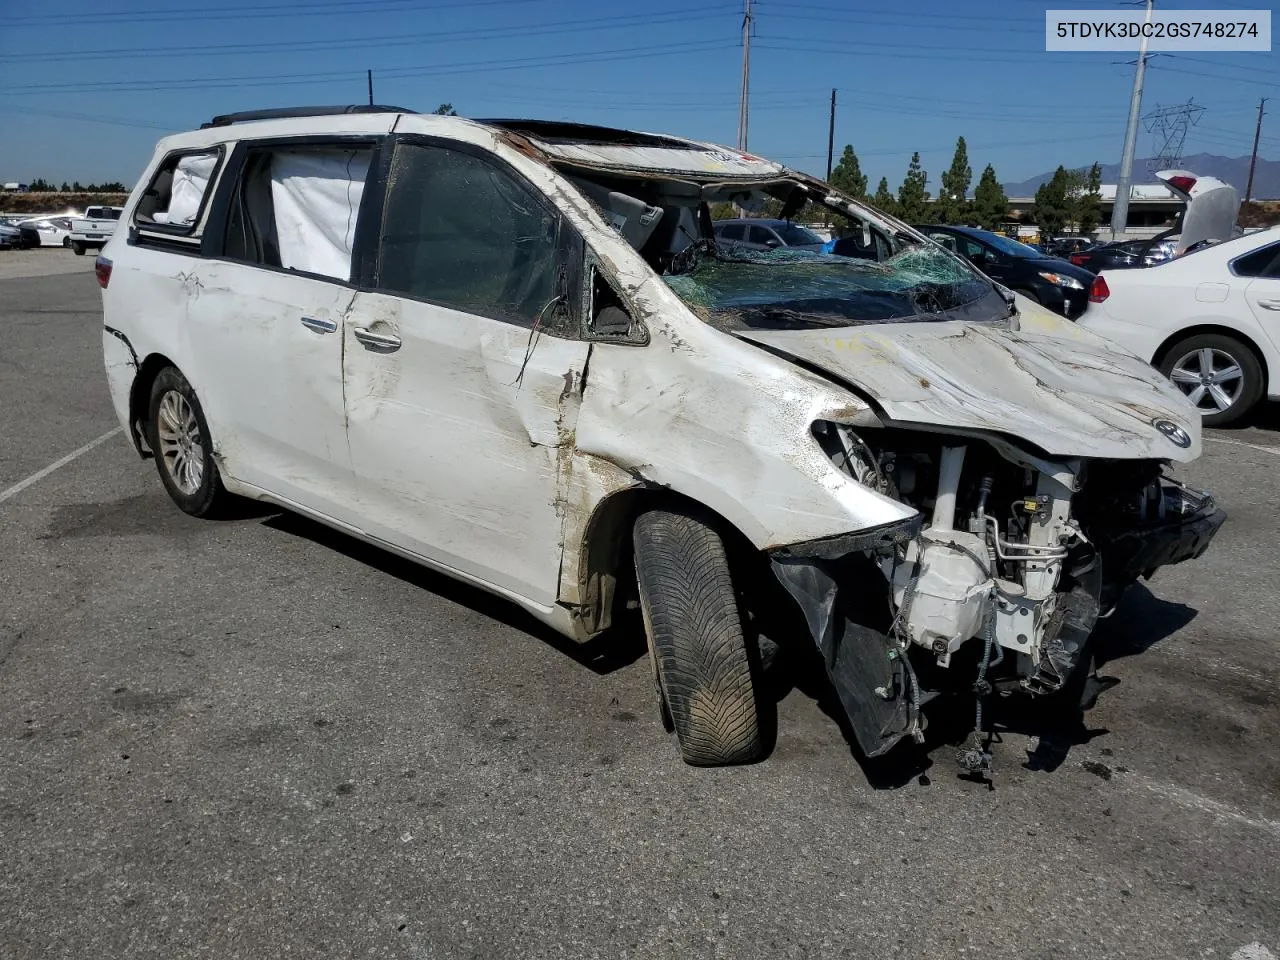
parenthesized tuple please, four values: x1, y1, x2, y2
(342, 290, 591, 608)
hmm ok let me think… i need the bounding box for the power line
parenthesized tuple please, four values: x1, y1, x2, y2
(3, 0, 550, 26)
(0, 5, 737, 62)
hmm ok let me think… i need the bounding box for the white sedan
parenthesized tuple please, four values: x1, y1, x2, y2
(1077, 224, 1280, 426)
(18, 216, 75, 248)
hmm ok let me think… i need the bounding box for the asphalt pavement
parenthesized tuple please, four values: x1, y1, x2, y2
(2, 251, 1278, 959)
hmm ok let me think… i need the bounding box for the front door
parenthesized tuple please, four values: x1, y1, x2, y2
(343, 138, 589, 605)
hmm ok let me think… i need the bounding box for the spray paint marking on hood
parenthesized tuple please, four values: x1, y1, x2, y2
(736, 321, 1202, 462)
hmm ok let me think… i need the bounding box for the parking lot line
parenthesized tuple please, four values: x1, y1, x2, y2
(1205, 436, 1280, 457)
(0, 426, 122, 506)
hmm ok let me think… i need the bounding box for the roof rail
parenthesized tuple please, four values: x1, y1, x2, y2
(201, 104, 417, 129)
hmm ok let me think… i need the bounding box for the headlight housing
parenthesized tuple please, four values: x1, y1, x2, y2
(1038, 271, 1084, 290)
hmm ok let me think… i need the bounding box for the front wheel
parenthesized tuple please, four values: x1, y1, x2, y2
(1159, 333, 1263, 427)
(62, 236, 72, 248)
(71, 241, 85, 255)
(146, 367, 230, 518)
(633, 506, 765, 766)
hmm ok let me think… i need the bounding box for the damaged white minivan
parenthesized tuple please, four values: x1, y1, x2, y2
(100, 106, 1224, 769)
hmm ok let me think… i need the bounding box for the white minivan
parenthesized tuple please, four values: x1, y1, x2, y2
(99, 106, 1223, 770)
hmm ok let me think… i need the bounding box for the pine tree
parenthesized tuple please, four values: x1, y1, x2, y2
(896, 152, 929, 223)
(1078, 161, 1103, 235)
(871, 177, 897, 217)
(828, 144, 867, 201)
(432, 103, 457, 116)
(935, 137, 973, 224)
(971, 164, 1008, 229)
(1032, 166, 1071, 237)
(60, 182, 70, 192)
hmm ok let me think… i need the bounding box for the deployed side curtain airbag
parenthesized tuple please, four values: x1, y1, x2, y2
(270, 148, 371, 280)
(152, 153, 218, 225)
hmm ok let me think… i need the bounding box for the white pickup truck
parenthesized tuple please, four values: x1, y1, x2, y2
(68, 205, 124, 255)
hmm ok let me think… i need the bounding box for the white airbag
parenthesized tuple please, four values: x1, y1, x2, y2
(271, 148, 371, 280)
(155, 153, 218, 226)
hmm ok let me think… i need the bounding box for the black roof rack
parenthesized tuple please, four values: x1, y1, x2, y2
(201, 104, 417, 129)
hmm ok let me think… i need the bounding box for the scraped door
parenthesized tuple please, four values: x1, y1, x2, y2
(342, 138, 589, 606)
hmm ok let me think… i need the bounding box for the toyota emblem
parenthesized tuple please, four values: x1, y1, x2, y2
(1154, 418, 1192, 448)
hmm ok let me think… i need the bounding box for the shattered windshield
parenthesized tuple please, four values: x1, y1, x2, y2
(663, 242, 1007, 331)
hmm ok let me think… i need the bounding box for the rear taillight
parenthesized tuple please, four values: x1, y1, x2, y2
(1089, 274, 1109, 303)
(95, 255, 112, 289)
(1070, 252, 1088, 265)
(1167, 174, 1196, 194)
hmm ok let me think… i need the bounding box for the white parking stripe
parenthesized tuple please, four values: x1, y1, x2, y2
(0, 427, 123, 506)
(1205, 436, 1280, 457)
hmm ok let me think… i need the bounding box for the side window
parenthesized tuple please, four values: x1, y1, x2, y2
(1231, 242, 1280, 279)
(718, 223, 744, 241)
(135, 151, 220, 231)
(223, 143, 372, 281)
(928, 232, 957, 252)
(747, 224, 774, 245)
(960, 237, 987, 260)
(375, 142, 561, 328)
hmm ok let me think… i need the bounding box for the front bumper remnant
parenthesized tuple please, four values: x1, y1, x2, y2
(770, 516, 923, 758)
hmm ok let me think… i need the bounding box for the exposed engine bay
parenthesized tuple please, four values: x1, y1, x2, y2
(774, 423, 1225, 765)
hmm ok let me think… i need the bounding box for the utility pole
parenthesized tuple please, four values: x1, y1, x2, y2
(1246, 97, 1269, 203)
(367, 69, 374, 106)
(737, 0, 753, 151)
(1110, 0, 1154, 241)
(826, 88, 837, 181)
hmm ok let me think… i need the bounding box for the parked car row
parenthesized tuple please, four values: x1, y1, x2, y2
(0, 207, 123, 252)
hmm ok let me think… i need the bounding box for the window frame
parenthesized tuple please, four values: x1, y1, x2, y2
(361, 132, 583, 334)
(129, 147, 227, 252)
(202, 133, 384, 285)
(1229, 240, 1280, 280)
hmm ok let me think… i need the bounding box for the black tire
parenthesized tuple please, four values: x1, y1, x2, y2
(71, 241, 85, 256)
(62, 236, 71, 248)
(1157, 332, 1264, 427)
(633, 506, 764, 766)
(146, 367, 230, 518)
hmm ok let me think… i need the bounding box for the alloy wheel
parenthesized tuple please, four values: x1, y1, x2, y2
(1168, 347, 1243, 414)
(156, 390, 205, 494)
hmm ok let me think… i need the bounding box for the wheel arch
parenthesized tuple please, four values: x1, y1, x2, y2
(1152, 323, 1270, 387)
(571, 484, 754, 639)
(128, 352, 181, 458)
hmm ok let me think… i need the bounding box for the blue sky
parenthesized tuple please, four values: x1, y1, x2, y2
(0, 0, 1276, 191)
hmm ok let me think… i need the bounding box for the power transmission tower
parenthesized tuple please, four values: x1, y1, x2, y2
(1110, 0, 1154, 240)
(1144, 99, 1206, 173)
(1246, 97, 1269, 203)
(737, 0, 753, 151)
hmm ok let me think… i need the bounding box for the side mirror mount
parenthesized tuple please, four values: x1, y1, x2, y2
(763, 237, 780, 249)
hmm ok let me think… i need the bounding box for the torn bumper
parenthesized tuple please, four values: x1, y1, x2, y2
(1092, 483, 1226, 611)
(769, 516, 922, 759)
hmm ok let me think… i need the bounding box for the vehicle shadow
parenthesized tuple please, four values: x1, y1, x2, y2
(764, 582, 1197, 788)
(258, 511, 647, 676)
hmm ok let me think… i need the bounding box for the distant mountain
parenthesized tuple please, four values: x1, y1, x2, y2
(1004, 153, 1280, 200)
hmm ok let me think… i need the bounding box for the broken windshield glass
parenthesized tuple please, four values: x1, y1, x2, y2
(663, 243, 1007, 331)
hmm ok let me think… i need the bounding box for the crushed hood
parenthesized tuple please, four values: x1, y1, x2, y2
(736, 321, 1202, 462)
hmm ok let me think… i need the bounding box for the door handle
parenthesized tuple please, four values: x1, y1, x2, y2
(1258, 299, 1280, 311)
(353, 326, 402, 351)
(300, 316, 337, 334)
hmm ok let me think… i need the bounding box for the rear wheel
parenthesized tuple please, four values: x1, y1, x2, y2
(62, 237, 71, 248)
(146, 367, 230, 518)
(1159, 332, 1263, 427)
(633, 506, 764, 766)
(71, 241, 85, 255)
